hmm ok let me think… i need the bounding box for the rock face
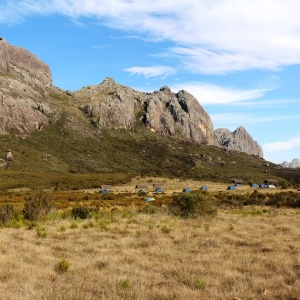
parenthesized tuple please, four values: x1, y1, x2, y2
(214, 126, 263, 157)
(0, 38, 57, 134)
(74, 78, 215, 145)
(0, 37, 52, 89)
(281, 158, 300, 168)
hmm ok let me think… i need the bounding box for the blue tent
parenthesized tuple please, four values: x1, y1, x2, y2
(102, 189, 109, 194)
(250, 183, 258, 188)
(259, 184, 267, 188)
(200, 185, 208, 191)
(227, 185, 236, 190)
(182, 188, 191, 193)
(155, 187, 163, 193)
(146, 197, 155, 202)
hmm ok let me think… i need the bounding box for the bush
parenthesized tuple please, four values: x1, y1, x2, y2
(23, 191, 55, 221)
(57, 259, 70, 272)
(71, 206, 90, 219)
(0, 204, 14, 225)
(171, 192, 217, 218)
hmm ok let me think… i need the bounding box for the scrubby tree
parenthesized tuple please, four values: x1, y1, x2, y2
(171, 192, 217, 218)
(23, 191, 55, 221)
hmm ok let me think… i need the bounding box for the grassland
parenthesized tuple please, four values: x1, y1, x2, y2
(0, 176, 300, 299)
(0, 203, 300, 300)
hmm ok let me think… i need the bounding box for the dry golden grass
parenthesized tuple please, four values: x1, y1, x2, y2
(0, 207, 300, 299)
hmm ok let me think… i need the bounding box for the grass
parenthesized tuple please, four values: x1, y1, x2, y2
(0, 207, 299, 299)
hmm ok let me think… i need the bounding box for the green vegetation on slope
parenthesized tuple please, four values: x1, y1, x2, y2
(0, 112, 299, 189)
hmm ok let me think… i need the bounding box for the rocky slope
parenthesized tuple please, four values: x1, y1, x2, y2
(74, 79, 214, 145)
(214, 126, 263, 157)
(0, 37, 60, 135)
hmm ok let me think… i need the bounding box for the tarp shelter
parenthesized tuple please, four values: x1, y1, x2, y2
(227, 185, 236, 190)
(200, 185, 208, 191)
(155, 187, 163, 193)
(231, 179, 244, 185)
(182, 188, 191, 193)
(146, 198, 155, 202)
(100, 185, 112, 191)
(264, 179, 278, 187)
(102, 189, 109, 194)
(135, 185, 148, 193)
(250, 183, 258, 188)
(153, 183, 164, 188)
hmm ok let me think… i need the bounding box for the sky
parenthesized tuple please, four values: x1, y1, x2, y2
(1, 0, 300, 164)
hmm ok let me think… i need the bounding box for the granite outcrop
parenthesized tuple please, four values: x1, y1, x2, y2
(214, 126, 263, 157)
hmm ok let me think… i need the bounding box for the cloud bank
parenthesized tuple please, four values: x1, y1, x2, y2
(263, 135, 300, 153)
(124, 66, 176, 78)
(169, 83, 269, 105)
(2, 0, 300, 74)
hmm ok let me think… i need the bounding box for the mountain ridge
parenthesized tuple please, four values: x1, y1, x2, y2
(0, 38, 263, 158)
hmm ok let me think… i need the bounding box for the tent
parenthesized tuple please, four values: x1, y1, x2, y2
(259, 184, 267, 188)
(250, 183, 258, 188)
(182, 188, 191, 193)
(146, 197, 155, 202)
(155, 187, 163, 193)
(200, 185, 208, 191)
(227, 185, 236, 190)
(102, 189, 109, 194)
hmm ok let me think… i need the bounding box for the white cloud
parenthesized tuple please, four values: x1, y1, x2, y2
(210, 113, 293, 125)
(263, 136, 300, 153)
(169, 82, 269, 105)
(2, 0, 300, 73)
(124, 66, 175, 78)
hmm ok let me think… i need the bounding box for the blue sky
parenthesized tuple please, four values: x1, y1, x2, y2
(1, 0, 300, 164)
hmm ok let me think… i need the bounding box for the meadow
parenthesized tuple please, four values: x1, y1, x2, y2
(0, 206, 300, 299)
(0, 177, 300, 299)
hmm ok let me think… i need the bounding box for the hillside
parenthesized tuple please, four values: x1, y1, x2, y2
(1, 112, 299, 189)
(0, 38, 300, 187)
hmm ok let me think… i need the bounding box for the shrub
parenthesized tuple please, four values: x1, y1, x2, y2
(161, 224, 171, 234)
(0, 204, 14, 225)
(58, 259, 70, 272)
(36, 226, 47, 238)
(244, 190, 267, 206)
(171, 192, 217, 218)
(70, 222, 78, 229)
(23, 191, 55, 221)
(194, 277, 206, 290)
(71, 206, 90, 219)
(119, 278, 130, 289)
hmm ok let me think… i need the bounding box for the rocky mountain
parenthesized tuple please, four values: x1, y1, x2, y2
(0, 37, 60, 135)
(74, 79, 214, 145)
(0, 38, 263, 157)
(214, 126, 263, 158)
(282, 159, 300, 168)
